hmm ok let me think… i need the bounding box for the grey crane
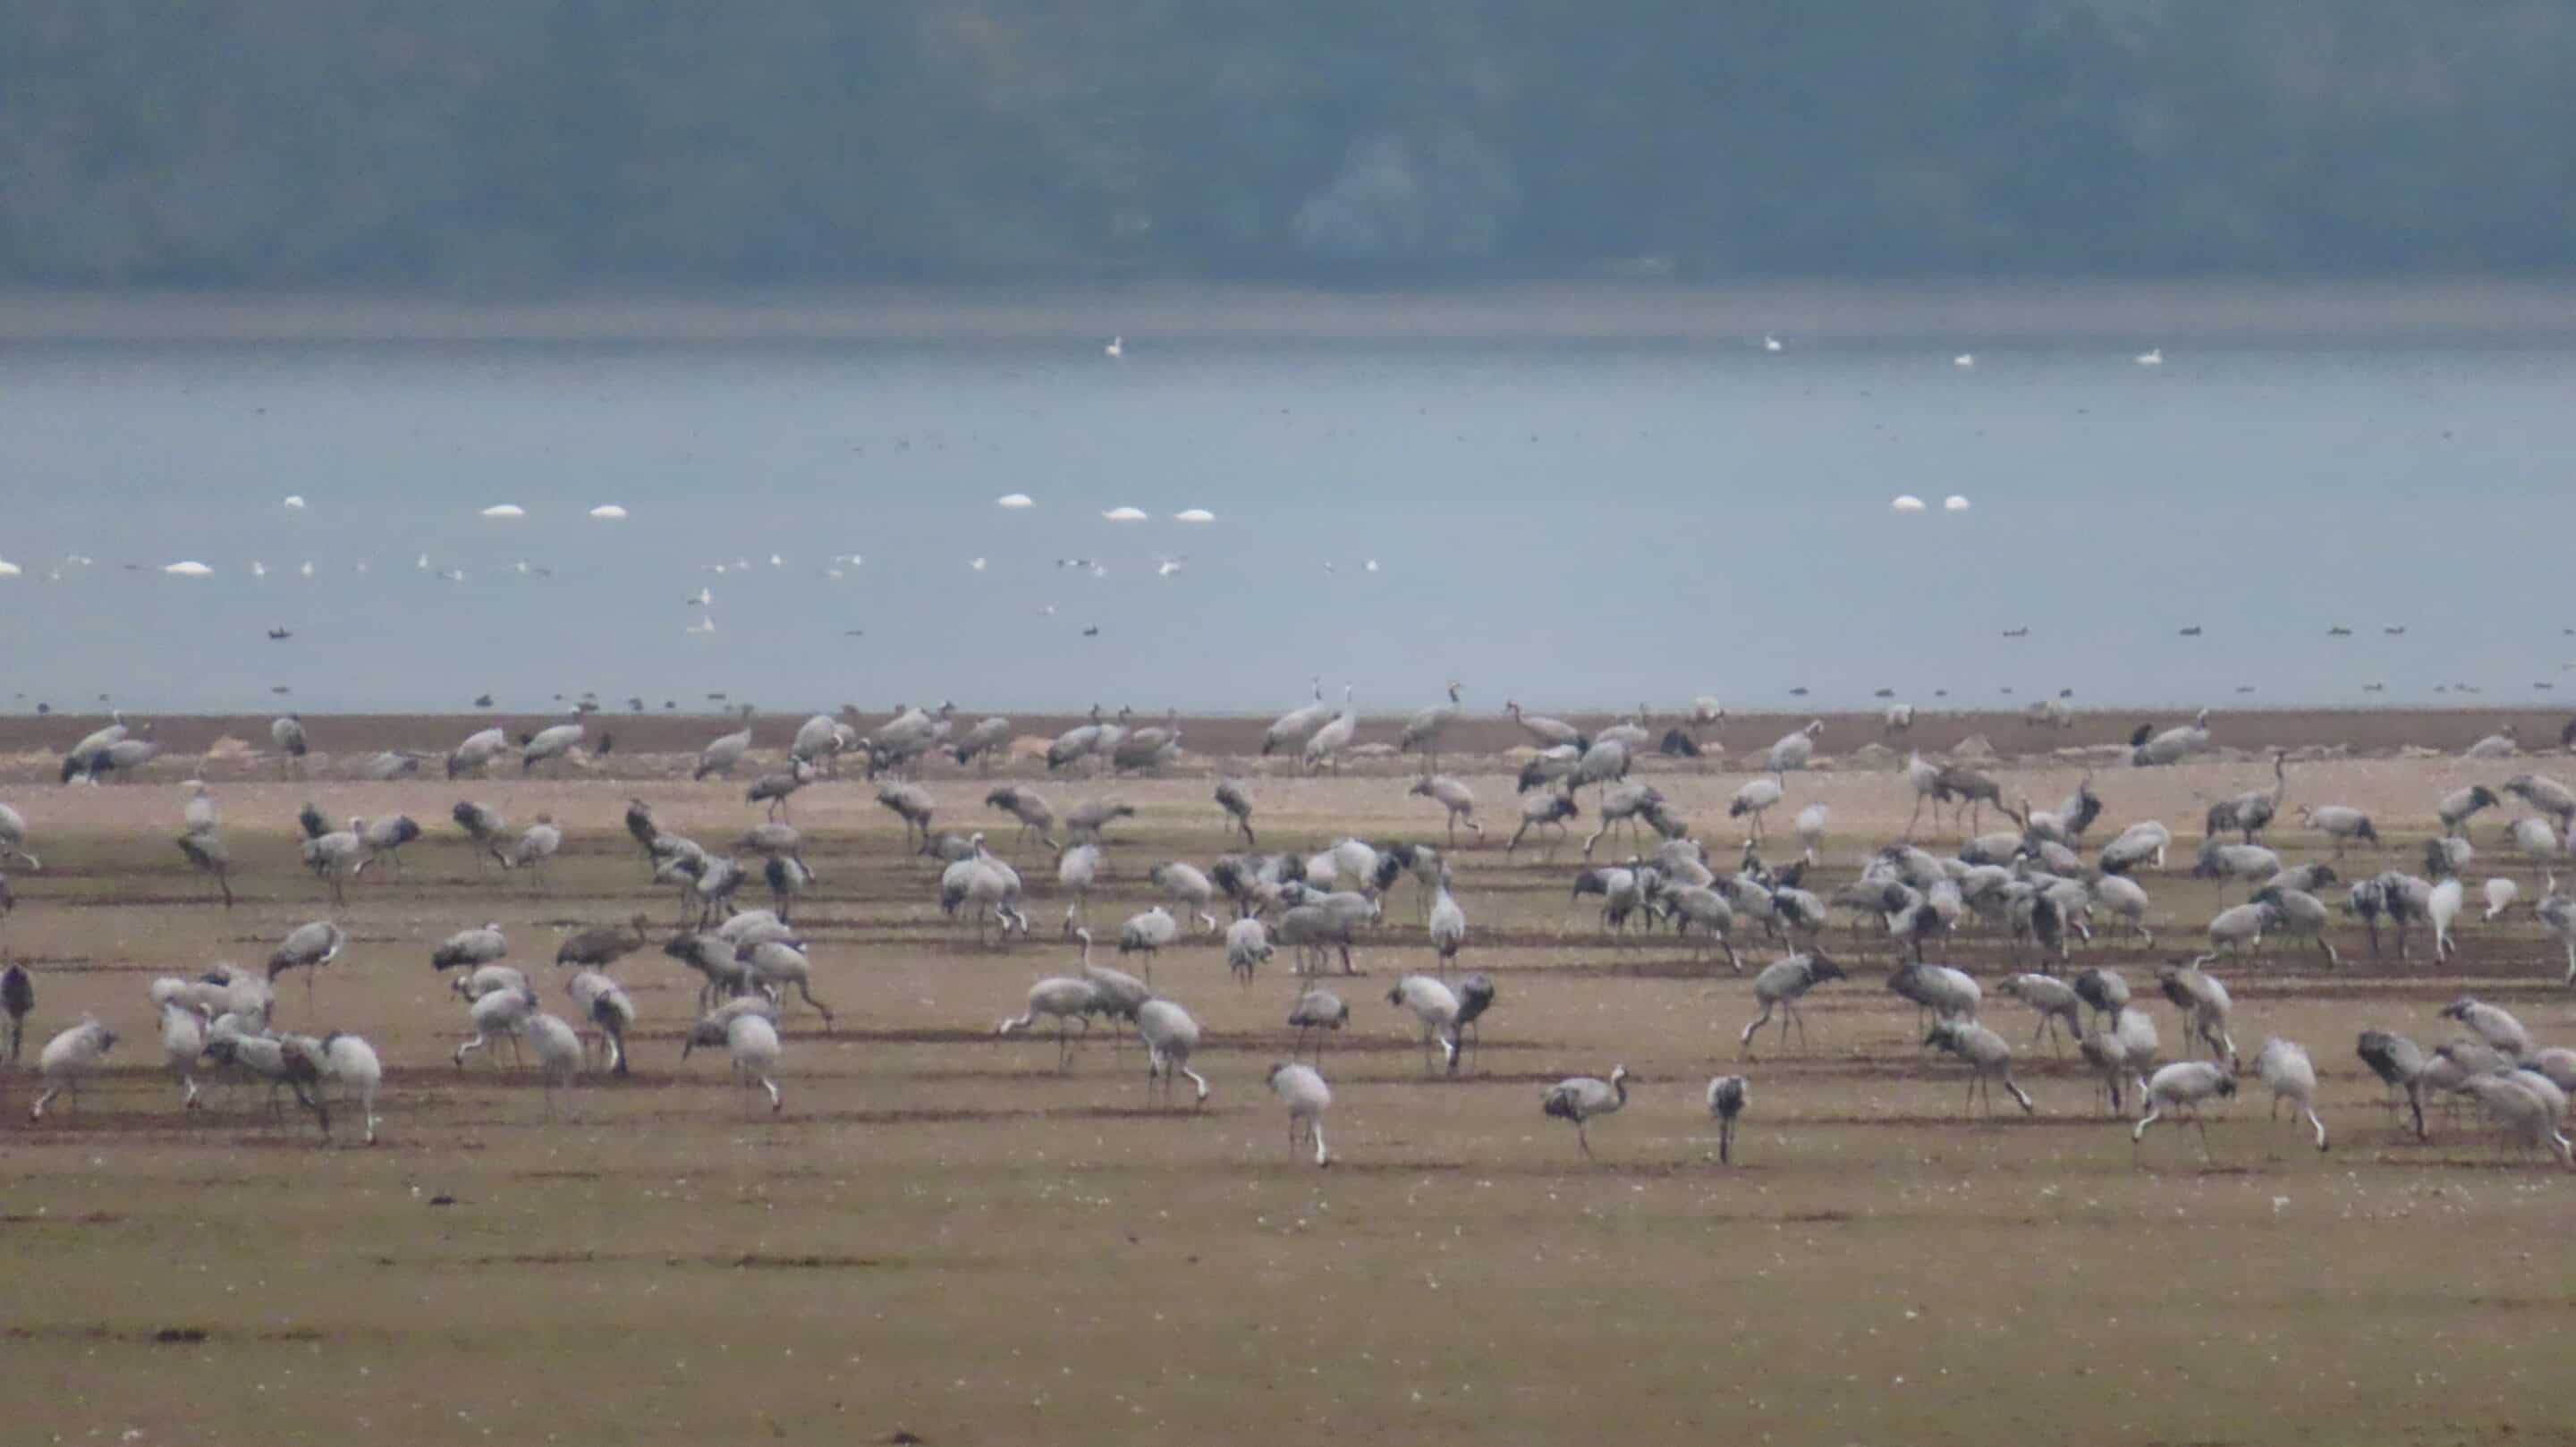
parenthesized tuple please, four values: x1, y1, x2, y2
(2129, 708, 2212, 766)
(2078, 1007, 2158, 1115)
(1540, 1064, 1630, 1158)
(985, 784, 1060, 850)
(950, 715, 1014, 771)
(2133, 1062, 2237, 1160)
(267, 920, 347, 1007)
(736, 821, 803, 859)
(693, 720, 754, 780)
(1056, 842, 1104, 936)
(2205, 900, 2270, 960)
(1118, 905, 1181, 981)
(741, 938, 836, 1028)
(1707, 1075, 1750, 1164)
(2537, 875, 2576, 982)
(1427, 871, 1467, 974)
(1506, 792, 1579, 857)
(1260, 678, 1332, 757)
(2436, 784, 2500, 838)
(792, 711, 852, 773)
(1886, 960, 1980, 1025)
(505, 815, 563, 881)
(997, 976, 1102, 1068)
(357, 749, 421, 782)
(555, 913, 651, 971)
(1583, 782, 1663, 856)
(1224, 916, 1274, 984)
(1410, 774, 1483, 848)
(1047, 705, 1108, 772)
(1388, 974, 1462, 1073)
(1740, 952, 1845, 1057)
(1794, 802, 1829, 867)
(1267, 1062, 1333, 1166)
(2249, 885, 2340, 965)
(1397, 682, 1464, 771)
(1506, 700, 1586, 750)
(764, 854, 816, 921)
(565, 969, 638, 1075)
(1926, 1020, 2036, 1115)
(521, 720, 585, 774)
(1933, 764, 2005, 835)
(1902, 752, 1945, 837)
(746, 757, 818, 821)
(356, 814, 422, 876)
(270, 715, 309, 774)
(452, 800, 509, 867)
(2297, 803, 2379, 857)
(2254, 1037, 2327, 1152)
(1570, 737, 1631, 795)
(1516, 743, 1581, 794)
(300, 817, 364, 905)
(877, 779, 936, 849)
(2206, 752, 2287, 843)
(1111, 707, 1182, 774)
(1214, 779, 1258, 846)
(1285, 987, 1349, 1060)
(1148, 862, 1223, 933)
(1302, 687, 1359, 772)
(2098, 820, 2173, 876)
(2, 962, 32, 1063)
(2072, 967, 2132, 1030)
(0, 801, 38, 870)
(1064, 797, 1137, 843)
(1684, 695, 1726, 758)
(432, 923, 510, 975)
(1449, 973, 1496, 1070)
(2465, 724, 2521, 760)
(1136, 998, 1209, 1106)
(27, 1019, 116, 1121)
(1765, 720, 1824, 777)
(174, 829, 234, 909)
(1997, 972, 2082, 1054)
(2504, 773, 2576, 833)
(446, 726, 508, 778)
(2156, 956, 2237, 1069)
(2439, 995, 2531, 1059)
(1727, 778, 1785, 842)
(665, 931, 756, 1009)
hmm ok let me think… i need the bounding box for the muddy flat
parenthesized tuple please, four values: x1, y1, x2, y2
(4, 735, 2574, 1446)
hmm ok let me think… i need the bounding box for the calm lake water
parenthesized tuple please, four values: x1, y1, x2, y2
(3, 302, 2572, 716)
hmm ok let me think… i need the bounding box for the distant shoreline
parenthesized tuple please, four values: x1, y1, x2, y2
(4, 707, 2564, 768)
(7, 279, 2576, 344)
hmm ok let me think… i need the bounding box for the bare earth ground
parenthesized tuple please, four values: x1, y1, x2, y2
(4, 706, 2572, 776)
(6, 726, 2576, 1447)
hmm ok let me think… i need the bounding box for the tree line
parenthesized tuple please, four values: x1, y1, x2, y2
(3, 0, 2569, 288)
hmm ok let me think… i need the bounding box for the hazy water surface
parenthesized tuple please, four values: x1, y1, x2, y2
(3, 324, 2572, 716)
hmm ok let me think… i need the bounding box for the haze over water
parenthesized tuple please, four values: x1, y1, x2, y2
(4, 291, 2572, 718)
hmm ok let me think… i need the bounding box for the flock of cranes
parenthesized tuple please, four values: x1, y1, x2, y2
(7, 690, 2576, 1174)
